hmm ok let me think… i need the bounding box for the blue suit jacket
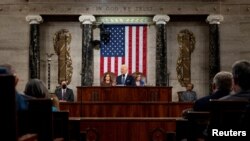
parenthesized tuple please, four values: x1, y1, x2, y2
(116, 74, 135, 86)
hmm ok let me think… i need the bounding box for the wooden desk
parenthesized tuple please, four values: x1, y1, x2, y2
(61, 86, 193, 141)
(69, 117, 181, 141)
(60, 102, 194, 117)
(77, 86, 172, 102)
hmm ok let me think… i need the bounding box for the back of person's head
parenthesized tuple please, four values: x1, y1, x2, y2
(0, 64, 16, 75)
(232, 60, 250, 91)
(213, 71, 233, 91)
(24, 79, 49, 98)
(0, 64, 18, 86)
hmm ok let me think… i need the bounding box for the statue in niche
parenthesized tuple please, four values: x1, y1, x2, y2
(176, 29, 196, 87)
(53, 29, 73, 85)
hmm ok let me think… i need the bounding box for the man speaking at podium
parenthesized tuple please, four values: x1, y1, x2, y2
(116, 64, 135, 86)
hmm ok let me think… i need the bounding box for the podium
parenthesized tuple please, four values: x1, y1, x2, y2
(77, 86, 172, 102)
(60, 86, 194, 141)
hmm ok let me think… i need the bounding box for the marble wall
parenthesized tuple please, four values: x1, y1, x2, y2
(1, 0, 250, 101)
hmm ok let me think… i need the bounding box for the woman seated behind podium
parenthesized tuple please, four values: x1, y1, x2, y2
(101, 73, 115, 86)
(24, 78, 59, 111)
(135, 74, 145, 86)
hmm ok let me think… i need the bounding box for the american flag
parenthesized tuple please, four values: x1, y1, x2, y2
(100, 25, 148, 77)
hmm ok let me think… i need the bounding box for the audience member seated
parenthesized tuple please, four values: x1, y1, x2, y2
(180, 71, 233, 141)
(133, 72, 146, 86)
(54, 80, 74, 102)
(24, 78, 59, 111)
(101, 72, 116, 86)
(220, 60, 250, 101)
(0, 64, 30, 111)
(193, 71, 233, 111)
(116, 64, 135, 86)
(180, 83, 197, 102)
(205, 60, 250, 141)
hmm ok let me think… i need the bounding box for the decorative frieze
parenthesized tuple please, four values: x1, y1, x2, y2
(96, 16, 152, 24)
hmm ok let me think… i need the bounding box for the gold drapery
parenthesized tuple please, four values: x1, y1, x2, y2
(53, 29, 73, 84)
(176, 29, 196, 86)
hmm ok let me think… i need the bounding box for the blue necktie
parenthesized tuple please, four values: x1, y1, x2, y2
(122, 75, 125, 84)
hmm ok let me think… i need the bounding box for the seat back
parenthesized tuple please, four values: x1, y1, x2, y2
(210, 100, 249, 130)
(177, 91, 184, 102)
(0, 74, 17, 140)
(176, 111, 210, 141)
(53, 111, 69, 141)
(18, 98, 53, 141)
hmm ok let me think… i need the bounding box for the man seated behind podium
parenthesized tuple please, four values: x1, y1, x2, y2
(55, 80, 74, 102)
(116, 64, 135, 86)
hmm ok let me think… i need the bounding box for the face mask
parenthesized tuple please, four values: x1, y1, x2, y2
(62, 84, 67, 89)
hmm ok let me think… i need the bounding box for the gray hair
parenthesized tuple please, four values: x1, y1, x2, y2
(24, 79, 49, 98)
(213, 71, 233, 91)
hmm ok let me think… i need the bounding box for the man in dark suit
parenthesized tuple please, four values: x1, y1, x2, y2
(55, 80, 74, 102)
(116, 64, 135, 86)
(193, 71, 233, 111)
(220, 60, 250, 101)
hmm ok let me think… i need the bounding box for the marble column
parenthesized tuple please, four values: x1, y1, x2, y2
(207, 14, 224, 92)
(79, 15, 96, 86)
(26, 15, 43, 79)
(153, 15, 170, 86)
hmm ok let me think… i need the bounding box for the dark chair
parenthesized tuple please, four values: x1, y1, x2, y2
(176, 111, 210, 141)
(177, 91, 184, 102)
(209, 100, 250, 130)
(0, 75, 17, 140)
(53, 111, 69, 141)
(208, 100, 250, 140)
(18, 99, 53, 141)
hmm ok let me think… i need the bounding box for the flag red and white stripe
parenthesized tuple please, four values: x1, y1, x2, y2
(100, 25, 147, 77)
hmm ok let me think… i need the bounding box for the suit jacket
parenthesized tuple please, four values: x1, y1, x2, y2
(193, 89, 231, 111)
(219, 90, 250, 101)
(55, 87, 74, 102)
(116, 74, 135, 86)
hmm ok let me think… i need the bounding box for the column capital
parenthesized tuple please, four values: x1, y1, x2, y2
(26, 15, 43, 24)
(207, 14, 224, 24)
(79, 15, 96, 24)
(153, 15, 170, 25)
